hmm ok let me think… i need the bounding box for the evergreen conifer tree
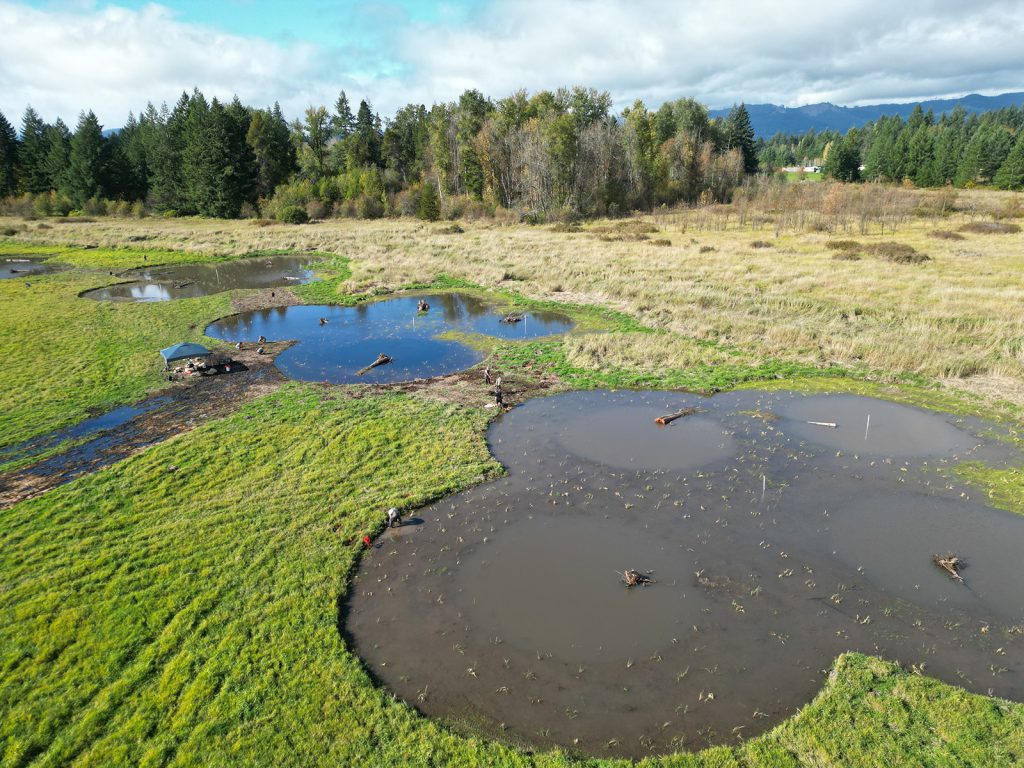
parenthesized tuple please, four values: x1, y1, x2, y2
(724, 103, 757, 173)
(0, 110, 17, 198)
(994, 132, 1024, 190)
(65, 111, 107, 205)
(19, 106, 50, 193)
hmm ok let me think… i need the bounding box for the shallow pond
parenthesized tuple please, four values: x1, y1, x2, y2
(2, 257, 65, 279)
(81, 254, 322, 301)
(345, 390, 1024, 759)
(205, 294, 574, 384)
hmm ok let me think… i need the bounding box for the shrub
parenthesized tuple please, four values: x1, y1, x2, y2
(959, 220, 1021, 234)
(650, 238, 672, 246)
(82, 197, 108, 216)
(826, 240, 861, 251)
(438, 223, 464, 234)
(132, 201, 147, 218)
(162, 209, 178, 218)
(930, 230, 965, 240)
(832, 251, 862, 261)
(750, 240, 774, 248)
(305, 199, 331, 220)
(699, 245, 717, 253)
(871, 242, 929, 264)
(278, 205, 309, 224)
(2, 227, 17, 236)
(416, 184, 440, 221)
(355, 194, 385, 219)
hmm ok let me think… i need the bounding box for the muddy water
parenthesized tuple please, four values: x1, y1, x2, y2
(345, 390, 1024, 759)
(0, 397, 170, 466)
(205, 294, 574, 384)
(81, 254, 322, 301)
(2, 257, 66, 279)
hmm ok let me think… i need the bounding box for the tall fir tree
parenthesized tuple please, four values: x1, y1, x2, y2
(994, 131, 1024, 190)
(333, 91, 355, 140)
(724, 103, 758, 173)
(65, 111, 107, 205)
(0, 110, 17, 198)
(44, 118, 71, 197)
(247, 104, 295, 201)
(347, 100, 381, 170)
(19, 106, 51, 193)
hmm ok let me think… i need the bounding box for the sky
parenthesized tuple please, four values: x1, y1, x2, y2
(1, 0, 1023, 128)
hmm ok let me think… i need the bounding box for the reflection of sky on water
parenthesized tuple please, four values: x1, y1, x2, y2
(82, 254, 321, 301)
(206, 294, 574, 384)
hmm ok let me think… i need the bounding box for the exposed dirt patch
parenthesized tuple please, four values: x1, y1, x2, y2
(230, 286, 302, 313)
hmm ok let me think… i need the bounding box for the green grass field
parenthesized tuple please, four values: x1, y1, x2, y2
(2, 231, 1024, 766)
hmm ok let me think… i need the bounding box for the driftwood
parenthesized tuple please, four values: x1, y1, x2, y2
(500, 313, 524, 324)
(620, 569, 656, 588)
(933, 553, 965, 583)
(807, 421, 837, 428)
(357, 353, 392, 375)
(655, 407, 698, 425)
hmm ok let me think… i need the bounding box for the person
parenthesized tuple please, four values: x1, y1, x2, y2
(235, 341, 244, 350)
(484, 367, 492, 384)
(386, 507, 402, 528)
(363, 535, 372, 548)
(494, 377, 504, 407)
(257, 335, 266, 344)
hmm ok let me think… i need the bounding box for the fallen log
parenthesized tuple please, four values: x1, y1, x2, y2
(807, 421, 837, 428)
(620, 569, 656, 588)
(500, 313, 524, 324)
(357, 353, 392, 375)
(933, 553, 965, 583)
(655, 407, 698, 425)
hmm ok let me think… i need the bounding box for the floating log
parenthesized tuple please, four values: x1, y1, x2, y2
(655, 407, 698, 425)
(807, 421, 837, 428)
(357, 353, 392, 375)
(620, 569, 656, 588)
(500, 313, 524, 324)
(933, 553, 965, 583)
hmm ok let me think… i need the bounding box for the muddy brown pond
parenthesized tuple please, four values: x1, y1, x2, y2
(344, 390, 1024, 759)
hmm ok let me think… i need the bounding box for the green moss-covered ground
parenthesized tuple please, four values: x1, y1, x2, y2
(2, 240, 1024, 766)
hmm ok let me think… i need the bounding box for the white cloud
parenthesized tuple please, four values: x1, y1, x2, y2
(1, 0, 1023, 128)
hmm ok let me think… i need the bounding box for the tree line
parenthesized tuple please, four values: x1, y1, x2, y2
(759, 104, 1024, 189)
(0, 88, 759, 221)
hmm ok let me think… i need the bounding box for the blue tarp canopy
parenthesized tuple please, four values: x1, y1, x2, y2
(160, 342, 212, 364)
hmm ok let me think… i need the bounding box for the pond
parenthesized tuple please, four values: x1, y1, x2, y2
(81, 254, 322, 301)
(344, 389, 1024, 759)
(2, 256, 66, 279)
(205, 293, 574, 384)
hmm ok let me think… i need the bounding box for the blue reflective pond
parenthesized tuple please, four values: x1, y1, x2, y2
(205, 293, 574, 384)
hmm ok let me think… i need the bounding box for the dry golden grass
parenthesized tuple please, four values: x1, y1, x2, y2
(4, 186, 1024, 404)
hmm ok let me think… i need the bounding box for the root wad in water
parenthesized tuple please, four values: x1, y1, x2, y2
(933, 553, 965, 583)
(620, 569, 656, 588)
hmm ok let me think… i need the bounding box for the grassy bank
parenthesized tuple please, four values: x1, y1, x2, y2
(2, 210, 1024, 766)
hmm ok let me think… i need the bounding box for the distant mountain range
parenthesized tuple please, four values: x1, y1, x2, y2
(709, 92, 1024, 138)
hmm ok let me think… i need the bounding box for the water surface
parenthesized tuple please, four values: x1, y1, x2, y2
(2, 257, 65, 279)
(345, 389, 1023, 758)
(82, 254, 322, 301)
(206, 294, 574, 384)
